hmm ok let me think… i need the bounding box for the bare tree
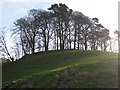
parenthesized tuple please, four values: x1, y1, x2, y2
(37, 10, 54, 51)
(0, 30, 13, 62)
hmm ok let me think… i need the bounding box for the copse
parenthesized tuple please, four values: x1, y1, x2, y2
(12, 3, 110, 58)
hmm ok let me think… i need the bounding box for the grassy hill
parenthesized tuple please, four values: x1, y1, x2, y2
(2, 50, 118, 88)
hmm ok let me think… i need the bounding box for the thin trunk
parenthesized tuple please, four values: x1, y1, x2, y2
(62, 40, 64, 50)
(57, 35, 58, 50)
(70, 40, 71, 50)
(78, 32, 80, 50)
(69, 29, 71, 49)
(32, 33, 35, 53)
(78, 42, 80, 50)
(84, 36, 87, 50)
(74, 29, 76, 50)
(60, 35, 62, 50)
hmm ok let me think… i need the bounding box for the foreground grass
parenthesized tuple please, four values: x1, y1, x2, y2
(2, 50, 118, 88)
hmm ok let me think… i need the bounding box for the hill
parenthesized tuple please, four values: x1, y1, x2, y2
(2, 50, 118, 88)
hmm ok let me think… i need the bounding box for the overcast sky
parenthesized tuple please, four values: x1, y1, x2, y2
(0, 0, 119, 51)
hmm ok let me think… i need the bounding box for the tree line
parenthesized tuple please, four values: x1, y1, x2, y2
(1, 3, 116, 61)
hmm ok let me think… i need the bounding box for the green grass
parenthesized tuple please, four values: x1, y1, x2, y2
(2, 50, 118, 88)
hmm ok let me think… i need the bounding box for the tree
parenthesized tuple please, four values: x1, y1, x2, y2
(89, 18, 102, 50)
(0, 30, 13, 61)
(114, 30, 120, 52)
(14, 9, 40, 54)
(72, 11, 86, 50)
(37, 10, 54, 51)
(48, 3, 72, 50)
(81, 16, 92, 50)
(13, 18, 31, 55)
(96, 29, 110, 51)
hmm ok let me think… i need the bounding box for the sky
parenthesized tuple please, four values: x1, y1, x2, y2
(0, 0, 119, 35)
(0, 0, 119, 52)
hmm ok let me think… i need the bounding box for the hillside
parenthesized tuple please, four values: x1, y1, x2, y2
(2, 50, 118, 88)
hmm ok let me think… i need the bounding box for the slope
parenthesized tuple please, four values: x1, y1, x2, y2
(2, 50, 118, 88)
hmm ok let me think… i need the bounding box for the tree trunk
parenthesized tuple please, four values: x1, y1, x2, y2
(60, 36, 62, 50)
(32, 32, 36, 54)
(84, 36, 87, 50)
(57, 35, 58, 50)
(74, 30, 76, 50)
(78, 42, 79, 50)
(70, 40, 71, 50)
(62, 40, 64, 50)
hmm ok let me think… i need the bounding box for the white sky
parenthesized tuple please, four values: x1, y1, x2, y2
(0, 0, 119, 52)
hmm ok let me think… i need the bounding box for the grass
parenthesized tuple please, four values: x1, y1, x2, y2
(2, 50, 118, 88)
